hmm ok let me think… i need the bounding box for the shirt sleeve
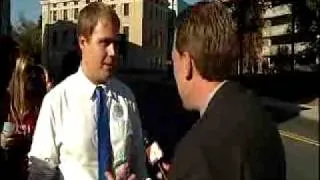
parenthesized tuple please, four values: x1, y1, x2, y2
(129, 99, 149, 179)
(28, 93, 61, 168)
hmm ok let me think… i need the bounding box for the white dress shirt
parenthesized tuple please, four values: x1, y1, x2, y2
(28, 67, 148, 180)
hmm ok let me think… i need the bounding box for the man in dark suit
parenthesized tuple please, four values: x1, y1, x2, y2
(168, 2, 286, 180)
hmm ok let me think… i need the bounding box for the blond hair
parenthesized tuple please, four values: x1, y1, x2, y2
(8, 57, 46, 124)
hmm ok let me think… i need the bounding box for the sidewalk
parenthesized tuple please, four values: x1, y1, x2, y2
(300, 105, 319, 122)
(260, 96, 319, 141)
(260, 97, 319, 122)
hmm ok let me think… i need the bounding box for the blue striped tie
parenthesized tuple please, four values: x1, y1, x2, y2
(96, 86, 112, 180)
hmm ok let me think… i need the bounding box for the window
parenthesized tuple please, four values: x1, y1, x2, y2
(124, 3, 129, 16)
(123, 26, 129, 40)
(158, 57, 162, 69)
(148, 29, 153, 46)
(159, 31, 162, 48)
(50, 11, 53, 21)
(53, 11, 57, 21)
(53, 3, 57, 8)
(64, 2, 67, 6)
(155, 8, 158, 19)
(74, 1, 78, 5)
(74, 8, 79, 19)
(154, 30, 158, 47)
(63, 10, 68, 20)
(98, 0, 102, 2)
(158, 31, 161, 48)
(86, 0, 90, 4)
(111, 4, 116, 9)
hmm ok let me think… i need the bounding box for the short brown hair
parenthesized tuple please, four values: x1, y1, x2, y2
(77, 2, 120, 40)
(175, 2, 239, 80)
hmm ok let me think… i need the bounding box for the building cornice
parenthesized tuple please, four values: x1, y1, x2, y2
(40, 0, 80, 5)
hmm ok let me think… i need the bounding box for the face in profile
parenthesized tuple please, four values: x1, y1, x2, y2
(172, 37, 192, 110)
(80, 19, 119, 84)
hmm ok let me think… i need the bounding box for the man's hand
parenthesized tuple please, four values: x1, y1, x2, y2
(162, 162, 171, 172)
(105, 171, 136, 180)
(105, 163, 136, 180)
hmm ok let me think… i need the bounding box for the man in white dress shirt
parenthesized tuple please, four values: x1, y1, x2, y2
(28, 2, 148, 180)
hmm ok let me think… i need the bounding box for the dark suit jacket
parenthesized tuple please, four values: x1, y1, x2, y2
(168, 82, 286, 180)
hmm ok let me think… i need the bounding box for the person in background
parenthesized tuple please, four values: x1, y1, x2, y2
(28, 2, 148, 180)
(168, 2, 286, 180)
(38, 65, 55, 91)
(1, 57, 47, 180)
(0, 35, 19, 177)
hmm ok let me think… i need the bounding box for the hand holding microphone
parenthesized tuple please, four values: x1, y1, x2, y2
(144, 133, 170, 180)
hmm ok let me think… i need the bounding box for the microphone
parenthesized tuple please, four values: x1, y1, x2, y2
(143, 132, 168, 180)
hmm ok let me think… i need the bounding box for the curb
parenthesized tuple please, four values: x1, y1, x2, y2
(279, 130, 319, 147)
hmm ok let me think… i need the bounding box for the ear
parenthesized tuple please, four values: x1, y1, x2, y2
(181, 52, 193, 81)
(78, 35, 87, 50)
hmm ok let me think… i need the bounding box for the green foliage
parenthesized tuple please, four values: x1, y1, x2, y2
(13, 15, 42, 64)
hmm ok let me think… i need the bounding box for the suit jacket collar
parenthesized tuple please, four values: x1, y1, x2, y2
(200, 81, 242, 122)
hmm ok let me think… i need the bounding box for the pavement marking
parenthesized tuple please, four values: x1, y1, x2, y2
(279, 130, 319, 147)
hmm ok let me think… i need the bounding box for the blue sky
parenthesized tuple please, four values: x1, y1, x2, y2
(11, 0, 41, 24)
(11, 0, 199, 24)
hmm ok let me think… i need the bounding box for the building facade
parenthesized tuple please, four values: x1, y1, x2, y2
(0, 0, 11, 36)
(40, 0, 171, 79)
(262, 3, 309, 57)
(262, 3, 310, 71)
(168, 0, 189, 16)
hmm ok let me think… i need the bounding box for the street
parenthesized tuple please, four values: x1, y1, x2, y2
(270, 100, 319, 180)
(281, 136, 318, 180)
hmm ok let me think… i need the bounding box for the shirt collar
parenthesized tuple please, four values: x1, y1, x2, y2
(77, 66, 110, 100)
(200, 80, 228, 117)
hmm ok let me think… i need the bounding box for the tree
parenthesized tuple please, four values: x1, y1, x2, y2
(227, 0, 269, 74)
(13, 15, 42, 64)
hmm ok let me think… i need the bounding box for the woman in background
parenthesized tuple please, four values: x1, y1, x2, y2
(0, 57, 47, 180)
